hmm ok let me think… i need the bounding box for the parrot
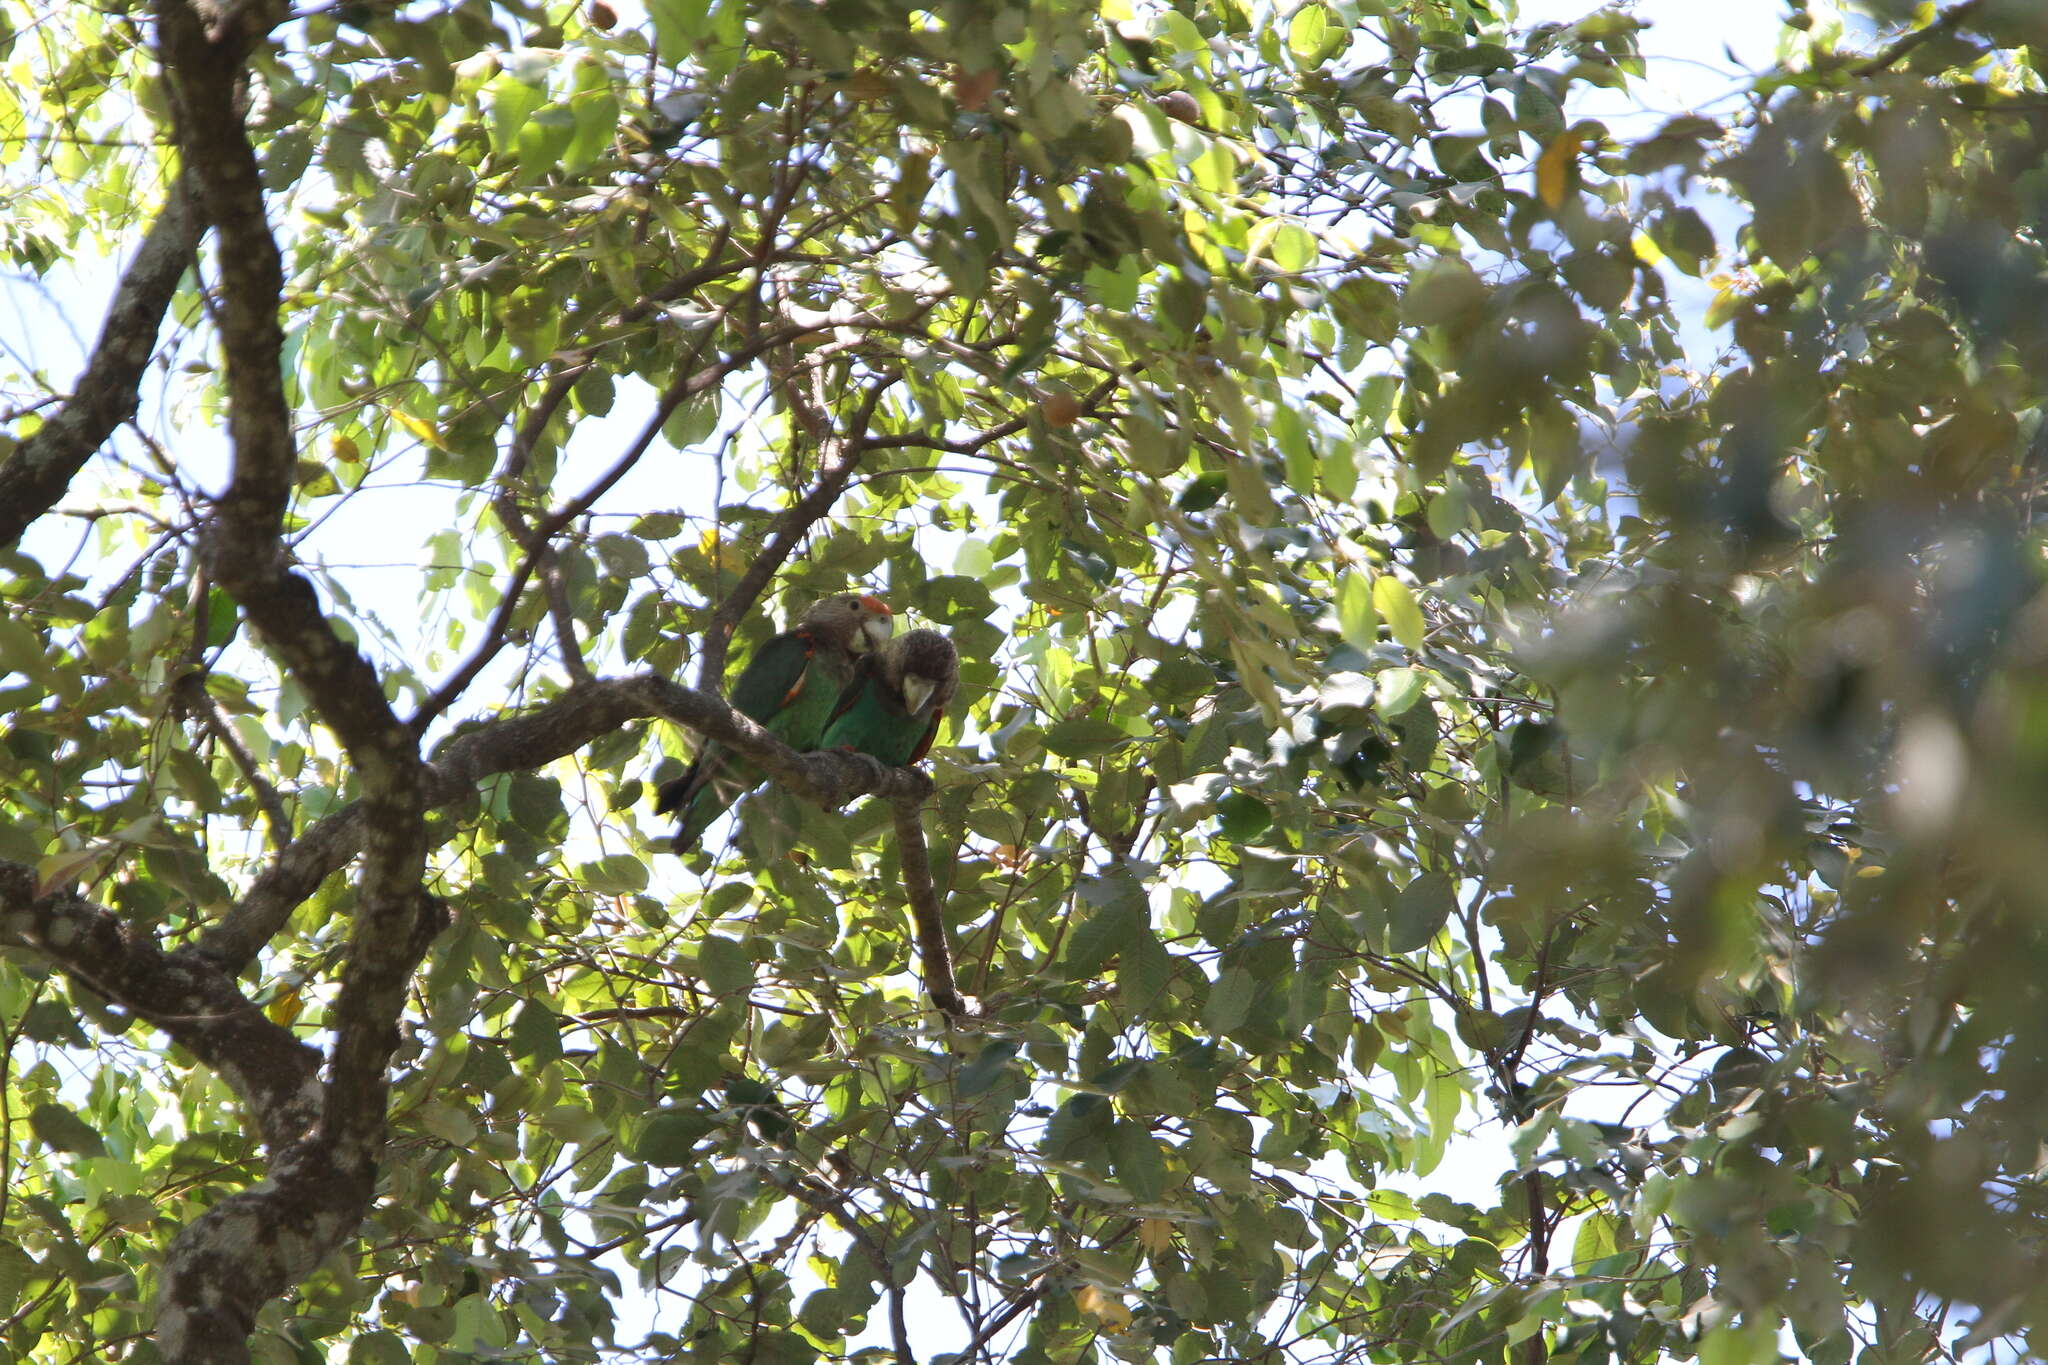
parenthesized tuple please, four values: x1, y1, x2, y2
(817, 628, 959, 767)
(656, 592, 894, 852)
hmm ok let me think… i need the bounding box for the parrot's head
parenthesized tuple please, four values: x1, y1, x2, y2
(887, 629, 960, 716)
(807, 592, 894, 654)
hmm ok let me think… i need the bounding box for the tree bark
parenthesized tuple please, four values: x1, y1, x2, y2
(0, 172, 197, 548)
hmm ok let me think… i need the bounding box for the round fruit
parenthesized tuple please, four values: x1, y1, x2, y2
(1041, 391, 1082, 427)
(587, 0, 616, 30)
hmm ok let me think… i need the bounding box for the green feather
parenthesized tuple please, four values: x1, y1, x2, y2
(818, 665, 937, 766)
(819, 629, 957, 767)
(656, 628, 858, 851)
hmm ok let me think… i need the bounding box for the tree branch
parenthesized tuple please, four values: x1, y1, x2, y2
(695, 371, 898, 690)
(196, 673, 934, 975)
(175, 668, 292, 849)
(764, 1170, 915, 1365)
(0, 864, 321, 1152)
(488, 363, 593, 685)
(410, 322, 819, 733)
(1852, 0, 1989, 76)
(155, 3, 435, 1357)
(894, 800, 977, 1020)
(0, 170, 198, 549)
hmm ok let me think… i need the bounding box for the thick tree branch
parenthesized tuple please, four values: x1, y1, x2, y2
(0, 864, 322, 1153)
(0, 858, 365, 1363)
(155, 3, 434, 1358)
(198, 673, 934, 975)
(157, 0, 429, 1100)
(0, 171, 198, 549)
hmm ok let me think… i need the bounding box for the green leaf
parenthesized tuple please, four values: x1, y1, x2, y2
(918, 574, 997, 624)
(1699, 1319, 1780, 1365)
(630, 1106, 716, 1166)
(1204, 966, 1256, 1032)
(350, 1331, 412, 1365)
(1374, 666, 1424, 718)
(0, 616, 46, 681)
(648, 0, 715, 62)
(1572, 1210, 1620, 1270)
(692, 935, 755, 996)
(1065, 905, 1140, 978)
(29, 1103, 104, 1157)
(595, 533, 650, 579)
(1042, 716, 1132, 758)
(1373, 575, 1426, 652)
(1287, 4, 1339, 63)
(509, 1002, 563, 1063)
(1110, 1120, 1168, 1200)
(1216, 791, 1270, 842)
(485, 74, 545, 161)
(576, 853, 648, 894)
(1387, 873, 1454, 953)
(1336, 570, 1378, 652)
(1118, 925, 1175, 1017)
(957, 1040, 1021, 1099)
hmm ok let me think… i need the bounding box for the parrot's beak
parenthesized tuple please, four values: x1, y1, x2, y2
(901, 675, 936, 716)
(856, 601, 894, 654)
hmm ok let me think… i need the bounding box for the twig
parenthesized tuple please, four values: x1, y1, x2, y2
(1852, 0, 1988, 77)
(488, 363, 593, 684)
(764, 1170, 914, 1365)
(176, 671, 291, 849)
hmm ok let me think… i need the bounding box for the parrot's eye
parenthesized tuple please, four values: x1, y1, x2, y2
(844, 596, 858, 608)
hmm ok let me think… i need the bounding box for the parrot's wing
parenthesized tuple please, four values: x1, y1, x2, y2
(728, 628, 820, 725)
(821, 652, 884, 737)
(904, 707, 944, 765)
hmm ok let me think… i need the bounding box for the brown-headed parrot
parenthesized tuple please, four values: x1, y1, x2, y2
(818, 628, 959, 766)
(656, 593, 893, 852)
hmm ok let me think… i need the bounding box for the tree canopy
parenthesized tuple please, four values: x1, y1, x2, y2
(4, 0, 2048, 1362)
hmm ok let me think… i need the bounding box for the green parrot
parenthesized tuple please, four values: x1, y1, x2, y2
(657, 592, 894, 852)
(818, 628, 959, 767)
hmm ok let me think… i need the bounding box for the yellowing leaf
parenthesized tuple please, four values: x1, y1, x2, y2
(1536, 126, 1590, 209)
(389, 409, 448, 450)
(1074, 1285, 1132, 1333)
(1138, 1217, 1175, 1255)
(1244, 217, 1281, 268)
(1373, 575, 1427, 652)
(266, 988, 304, 1027)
